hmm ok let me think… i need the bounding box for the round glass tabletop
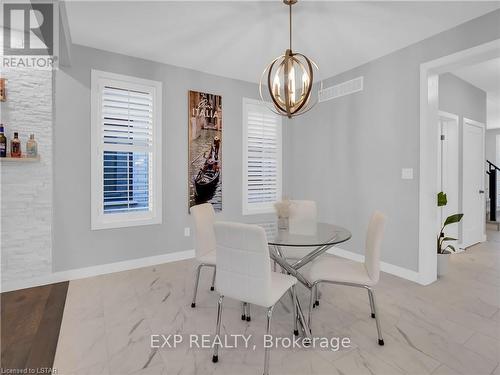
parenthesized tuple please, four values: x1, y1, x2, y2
(266, 222, 352, 247)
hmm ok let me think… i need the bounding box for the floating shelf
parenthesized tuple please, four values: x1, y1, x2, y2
(0, 156, 40, 162)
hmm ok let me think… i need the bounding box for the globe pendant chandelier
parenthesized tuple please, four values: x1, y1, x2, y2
(259, 0, 319, 118)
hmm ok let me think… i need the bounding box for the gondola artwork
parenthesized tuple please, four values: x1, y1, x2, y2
(188, 90, 223, 211)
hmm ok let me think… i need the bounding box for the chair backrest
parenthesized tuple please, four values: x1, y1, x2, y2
(214, 222, 271, 306)
(364, 211, 386, 283)
(288, 200, 317, 235)
(190, 203, 216, 259)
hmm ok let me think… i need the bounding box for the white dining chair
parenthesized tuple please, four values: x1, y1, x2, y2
(212, 222, 298, 375)
(190, 203, 217, 308)
(306, 211, 386, 346)
(190, 204, 252, 320)
(280, 200, 318, 260)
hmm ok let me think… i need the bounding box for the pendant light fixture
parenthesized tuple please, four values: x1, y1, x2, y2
(259, 0, 319, 118)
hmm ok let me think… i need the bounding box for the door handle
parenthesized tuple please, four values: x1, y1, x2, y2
(479, 190, 485, 194)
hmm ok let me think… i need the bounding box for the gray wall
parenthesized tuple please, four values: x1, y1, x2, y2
(54, 45, 271, 272)
(285, 10, 500, 271)
(439, 73, 487, 123)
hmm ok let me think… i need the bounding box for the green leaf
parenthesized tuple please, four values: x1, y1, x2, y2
(441, 237, 457, 242)
(443, 245, 456, 254)
(443, 213, 464, 227)
(437, 192, 448, 207)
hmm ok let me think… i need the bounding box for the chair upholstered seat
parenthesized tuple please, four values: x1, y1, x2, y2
(215, 222, 297, 308)
(217, 270, 296, 308)
(190, 203, 218, 308)
(306, 211, 387, 346)
(281, 200, 318, 261)
(308, 255, 375, 286)
(198, 250, 216, 265)
(212, 221, 298, 374)
(265, 272, 297, 307)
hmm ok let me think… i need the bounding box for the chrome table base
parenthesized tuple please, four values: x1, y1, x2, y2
(270, 244, 332, 339)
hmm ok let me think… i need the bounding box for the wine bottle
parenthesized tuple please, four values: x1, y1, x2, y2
(11, 132, 21, 157)
(0, 124, 6, 157)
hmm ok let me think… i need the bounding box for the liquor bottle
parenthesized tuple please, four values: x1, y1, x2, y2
(26, 134, 38, 157)
(0, 124, 6, 157)
(0, 78, 6, 102)
(10, 132, 21, 157)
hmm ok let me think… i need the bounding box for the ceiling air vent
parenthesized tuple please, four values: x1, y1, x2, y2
(318, 76, 364, 103)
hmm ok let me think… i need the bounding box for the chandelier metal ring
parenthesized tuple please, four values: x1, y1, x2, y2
(259, 0, 320, 118)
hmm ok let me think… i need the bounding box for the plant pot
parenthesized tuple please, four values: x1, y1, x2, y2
(437, 253, 450, 277)
(277, 217, 289, 230)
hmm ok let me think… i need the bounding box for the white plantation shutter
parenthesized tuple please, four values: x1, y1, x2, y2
(102, 87, 153, 147)
(91, 70, 162, 229)
(243, 98, 282, 214)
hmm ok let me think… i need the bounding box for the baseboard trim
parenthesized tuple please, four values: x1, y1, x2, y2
(327, 247, 421, 283)
(1, 249, 195, 293)
(3, 246, 424, 292)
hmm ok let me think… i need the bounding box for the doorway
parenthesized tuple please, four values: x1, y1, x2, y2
(438, 111, 460, 247)
(419, 38, 500, 285)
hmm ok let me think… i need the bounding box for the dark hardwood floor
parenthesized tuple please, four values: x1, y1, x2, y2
(1, 282, 69, 372)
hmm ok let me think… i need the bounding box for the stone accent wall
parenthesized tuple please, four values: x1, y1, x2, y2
(1, 68, 53, 285)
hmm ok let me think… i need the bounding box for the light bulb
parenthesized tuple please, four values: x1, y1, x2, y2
(273, 73, 281, 98)
(302, 71, 309, 97)
(289, 64, 296, 106)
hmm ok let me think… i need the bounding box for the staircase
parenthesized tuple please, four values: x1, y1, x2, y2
(486, 160, 500, 230)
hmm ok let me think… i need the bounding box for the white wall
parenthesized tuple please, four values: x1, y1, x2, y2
(0, 67, 54, 284)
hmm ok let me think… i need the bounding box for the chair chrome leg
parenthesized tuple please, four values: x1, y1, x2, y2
(308, 283, 316, 329)
(367, 288, 384, 346)
(191, 264, 203, 308)
(210, 268, 216, 291)
(246, 303, 251, 321)
(212, 295, 224, 363)
(292, 285, 298, 336)
(367, 288, 375, 318)
(315, 284, 320, 307)
(241, 302, 247, 320)
(263, 305, 274, 375)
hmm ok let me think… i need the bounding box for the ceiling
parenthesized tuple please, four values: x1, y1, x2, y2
(452, 57, 500, 99)
(64, 1, 500, 83)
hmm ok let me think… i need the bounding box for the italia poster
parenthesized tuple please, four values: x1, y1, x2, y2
(188, 90, 222, 211)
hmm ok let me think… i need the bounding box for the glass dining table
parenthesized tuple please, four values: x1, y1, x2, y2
(262, 222, 352, 338)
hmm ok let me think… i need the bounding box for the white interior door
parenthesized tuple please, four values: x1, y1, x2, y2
(438, 113, 459, 244)
(462, 118, 485, 248)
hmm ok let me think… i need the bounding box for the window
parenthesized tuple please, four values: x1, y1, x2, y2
(242, 98, 282, 215)
(91, 70, 162, 229)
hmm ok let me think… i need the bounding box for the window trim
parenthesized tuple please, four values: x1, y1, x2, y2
(91, 69, 162, 230)
(242, 97, 282, 215)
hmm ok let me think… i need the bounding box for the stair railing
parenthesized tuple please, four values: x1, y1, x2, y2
(486, 160, 500, 221)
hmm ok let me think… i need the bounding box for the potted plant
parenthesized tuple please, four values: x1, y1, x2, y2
(274, 199, 291, 229)
(437, 192, 463, 276)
